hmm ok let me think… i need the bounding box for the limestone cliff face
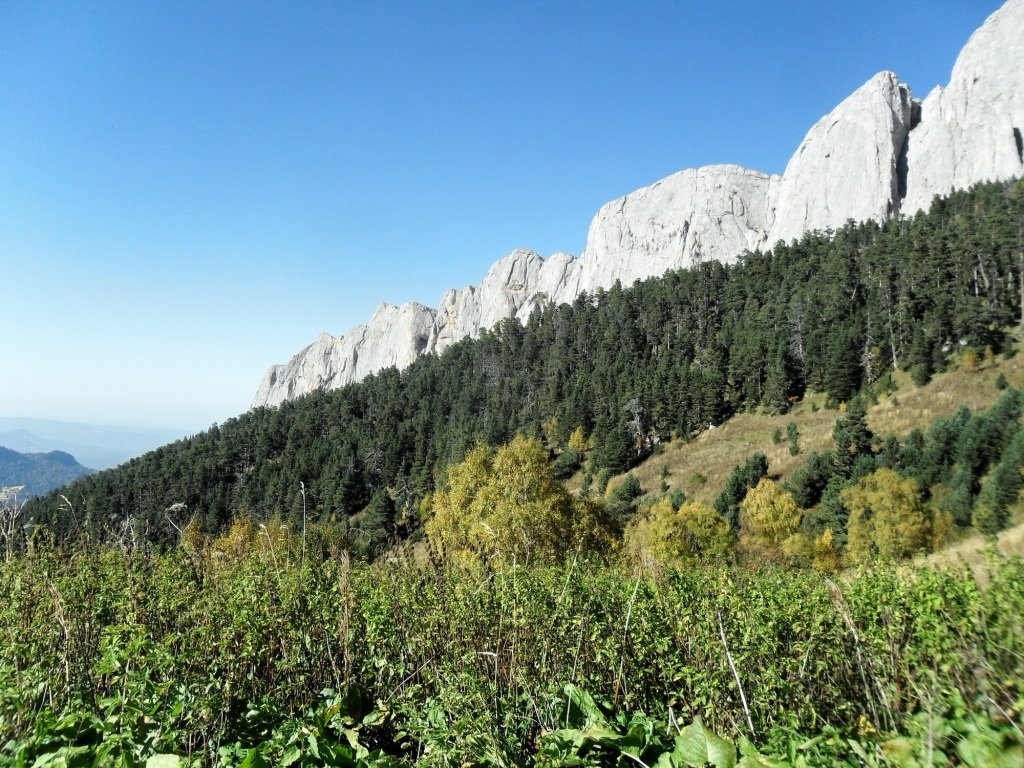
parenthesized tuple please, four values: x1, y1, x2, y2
(576, 165, 779, 287)
(768, 71, 914, 245)
(903, 0, 1024, 214)
(253, 302, 436, 407)
(252, 1, 1024, 409)
(428, 249, 581, 355)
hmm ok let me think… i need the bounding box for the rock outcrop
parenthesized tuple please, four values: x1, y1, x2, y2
(253, 0, 1024, 409)
(903, 0, 1024, 214)
(428, 249, 581, 356)
(574, 165, 779, 289)
(253, 302, 436, 407)
(768, 71, 914, 245)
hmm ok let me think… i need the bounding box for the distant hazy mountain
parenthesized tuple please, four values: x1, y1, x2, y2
(0, 446, 93, 497)
(0, 418, 189, 470)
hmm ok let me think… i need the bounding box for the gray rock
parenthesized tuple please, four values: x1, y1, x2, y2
(429, 248, 580, 355)
(769, 71, 913, 245)
(576, 165, 779, 287)
(252, 302, 436, 407)
(903, 0, 1024, 213)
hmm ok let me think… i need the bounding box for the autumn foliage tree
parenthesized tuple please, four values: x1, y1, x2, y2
(737, 478, 805, 564)
(426, 435, 617, 566)
(624, 497, 731, 568)
(842, 468, 930, 563)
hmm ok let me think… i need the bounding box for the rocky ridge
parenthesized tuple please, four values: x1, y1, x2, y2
(254, 0, 1024, 409)
(902, 0, 1024, 213)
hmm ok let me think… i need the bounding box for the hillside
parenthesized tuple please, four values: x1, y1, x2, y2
(0, 446, 92, 497)
(22, 178, 1024, 549)
(605, 332, 1024, 508)
(254, 0, 1024, 408)
(0, 418, 188, 470)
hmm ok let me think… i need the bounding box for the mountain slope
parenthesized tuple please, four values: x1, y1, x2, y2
(600, 337, 1024, 509)
(25, 179, 1024, 544)
(254, 0, 1024, 409)
(0, 418, 189, 470)
(0, 446, 93, 497)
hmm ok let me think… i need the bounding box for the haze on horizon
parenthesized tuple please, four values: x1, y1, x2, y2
(0, 0, 1004, 433)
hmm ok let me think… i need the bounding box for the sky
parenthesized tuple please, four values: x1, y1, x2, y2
(0, 0, 1006, 433)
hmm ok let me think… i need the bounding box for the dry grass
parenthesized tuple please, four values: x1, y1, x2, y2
(587, 398, 840, 507)
(920, 519, 1024, 581)
(579, 334, 1024, 509)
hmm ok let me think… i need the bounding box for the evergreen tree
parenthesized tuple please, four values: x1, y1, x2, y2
(714, 452, 769, 531)
(824, 326, 861, 403)
(832, 397, 874, 477)
(596, 421, 633, 475)
(786, 421, 800, 456)
(785, 451, 834, 509)
(801, 474, 851, 544)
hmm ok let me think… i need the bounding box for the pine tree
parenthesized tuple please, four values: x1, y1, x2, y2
(597, 421, 633, 475)
(786, 421, 800, 456)
(832, 397, 874, 477)
(824, 326, 861, 403)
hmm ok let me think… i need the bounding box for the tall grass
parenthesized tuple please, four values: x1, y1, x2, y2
(1, 538, 1021, 764)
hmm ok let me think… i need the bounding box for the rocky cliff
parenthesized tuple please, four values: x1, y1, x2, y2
(902, 0, 1024, 213)
(253, 0, 1024, 409)
(253, 303, 436, 407)
(767, 71, 914, 245)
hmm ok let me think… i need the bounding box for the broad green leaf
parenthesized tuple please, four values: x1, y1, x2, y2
(673, 718, 736, 768)
(564, 684, 605, 726)
(674, 721, 708, 766)
(280, 745, 301, 767)
(237, 749, 270, 768)
(362, 710, 387, 727)
(707, 732, 737, 768)
(145, 757, 182, 768)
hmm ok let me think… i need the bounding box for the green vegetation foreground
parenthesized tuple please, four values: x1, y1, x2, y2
(1, 540, 1021, 765)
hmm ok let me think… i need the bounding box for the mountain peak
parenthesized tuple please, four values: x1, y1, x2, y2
(253, 0, 1024, 410)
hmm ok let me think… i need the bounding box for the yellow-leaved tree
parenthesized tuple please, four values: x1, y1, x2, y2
(842, 468, 930, 563)
(811, 528, 841, 573)
(568, 426, 589, 454)
(624, 497, 732, 568)
(737, 478, 806, 564)
(426, 434, 617, 566)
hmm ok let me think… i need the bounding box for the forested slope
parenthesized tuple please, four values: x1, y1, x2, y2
(25, 179, 1024, 545)
(0, 447, 92, 497)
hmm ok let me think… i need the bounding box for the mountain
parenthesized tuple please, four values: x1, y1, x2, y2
(253, 0, 1024, 409)
(25, 177, 1024, 543)
(903, 0, 1024, 213)
(0, 418, 190, 471)
(0, 446, 93, 498)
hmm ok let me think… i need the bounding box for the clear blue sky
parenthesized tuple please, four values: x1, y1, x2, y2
(0, 0, 1004, 432)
